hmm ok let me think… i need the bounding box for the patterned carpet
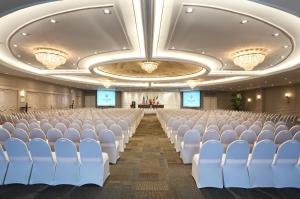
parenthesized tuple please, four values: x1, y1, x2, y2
(0, 114, 299, 199)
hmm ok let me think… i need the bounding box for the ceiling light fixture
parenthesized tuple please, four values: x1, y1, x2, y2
(13, 44, 18, 48)
(140, 61, 158, 73)
(186, 7, 193, 13)
(241, 19, 248, 24)
(22, 32, 28, 36)
(50, 19, 56, 23)
(232, 48, 267, 70)
(102, 80, 112, 88)
(273, 33, 280, 37)
(34, 48, 68, 69)
(103, 9, 111, 14)
(283, 45, 288, 48)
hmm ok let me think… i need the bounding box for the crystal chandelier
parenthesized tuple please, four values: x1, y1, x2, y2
(103, 80, 112, 88)
(140, 61, 158, 73)
(232, 48, 267, 71)
(34, 48, 68, 69)
(186, 80, 198, 89)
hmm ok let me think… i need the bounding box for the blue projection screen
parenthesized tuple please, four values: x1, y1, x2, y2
(182, 91, 201, 108)
(97, 90, 116, 106)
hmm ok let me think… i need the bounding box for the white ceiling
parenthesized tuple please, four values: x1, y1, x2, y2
(0, 0, 300, 90)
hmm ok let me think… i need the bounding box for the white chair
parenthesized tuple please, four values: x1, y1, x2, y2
(47, 128, 63, 151)
(28, 138, 56, 185)
(81, 129, 98, 140)
(223, 140, 250, 188)
(230, 120, 240, 129)
(239, 130, 257, 146)
(202, 130, 220, 143)
(79, 139, 110, 186)
(170, 120, 182, 144)
(95, 123, 107, 136)
(0, 127, 11, 148)
(64, 128, 81, 148)
(175, 124, 190, 152)
(273, 140, 300, 188)
(69, 123, 81, 132)
(234, 124, 247, 136)
(0, 144, 8, 185)
(12, 128, 29, 143)
(262, 125, 275, 133)
(29, 128, 46, 140)
(28, 122, 40, 131)
(4, 138, 33, 184)
(99, 130, 120, 164)
(206, 124, 219, 133)
(192, 140, 223, 188)
(249, 124, 261, 135)
(2, 122, 15, 134)
(248, 140, 276, 187)
(16, 123, 29, 133)
(18, 119, 29, 126)
(292, 131, 300, 141)
(274, 125, 288, 135)
(220, 124, 233, 134)
(274, 130, 292, 145)
(192, 124, 205, 137)
(54, 138, 80, 185)
(118, 120, 130, 143)
(55, 122, 67, 134)
(109, 124, 125, 152)
(180, 129, 200, 164)
(257, 130, 274, 142)
(289, 125, 300, 136)
(41, 122, 53, 134)
(104, 119, 115, 128)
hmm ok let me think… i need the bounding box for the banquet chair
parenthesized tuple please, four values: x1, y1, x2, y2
(257, 130, 274, 142)
(47, 128, 63, 151)
(0, 144, 8, 185)
(79, 139, 110, 186)
(180, 129, 200, 164)
(234, 124, 247, 136)
(109, 124, 125, 152)
(16, 123, 29, 133)
(289, 125, 300, 136)
(202, 130, 220, 143)
(274, 130, 292, 146)
(81, 128, 98, 140)
(28, 122, 40, 131)
(55, 122, 68, 134)
(2, 122, 15, 134)
(99, 130, 120, 164)
(292, 131, 300, 141)
(29, 128, 46, 140)
(12, 128, 29, 143)
(175, 124, 190, 152)
(239, 130, 257, 148)
(96, 123, 108, 136)
(4, 138, 33, 184)
(28, 138, 56, 185)
(41, 122, 53, 134)
(0, 127, 11, 149)
(64, 128, 81, 149)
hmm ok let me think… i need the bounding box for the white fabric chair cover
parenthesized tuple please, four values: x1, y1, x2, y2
(248, 140, 276, 187)
(206, 124, 219, 133)
(0, 127, 11, 148)
(170, 120, 182, 144)
(257, 130, 274, 142)
(28, 138, 56, 185)
(223, 140, 250, 188)
(273, 140, 300, 188)
(99, 130, 120, 164)
(0, 144, 8, 185)
(54, 138, 80, 185)
(289, 125, 300, 136)
(18, 119, 29, 127)
(262, 125, 275, 133)
(292, 131, 300, 141)
(239, 130, 257, 145)
(202, 130, 220, 143)
(79, 139, 110, 186)
(118, 120, 130, 142)
(2, 122, 15, 134)
(12, 128, 29, 143)
(220, 124, 233, 134)
(274, 125, 288, 135)
(180, 129, 200, 164)
(109, 124, 125, 152)
(230, 121, 240, 129)
(249, 124, 262, 135)
(82, 123, 95, 131)
(96, 123, 108, 136)
(221, 130, 237, 146)
(175, 124, 190, 152)
(4, 138, 33, 184)
(47, 128, 63, 151)
(192, 124, 205, 137)
(55, 122, 68, 134)
(234, 125, 247, 136)
(274, 130, 292, 145)
(192, 140, 223, 188)
(81, 129, 98, 140)
(69, 123, 81, 132)
(64, 128, 81, 147)
(29, 128, 46, 140)
(16, 123, 29, 133)
(41, 122, 53, 134)
(28, 122, 40, 131)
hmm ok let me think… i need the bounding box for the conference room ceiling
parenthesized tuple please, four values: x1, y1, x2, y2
(0, 0, 300, 90)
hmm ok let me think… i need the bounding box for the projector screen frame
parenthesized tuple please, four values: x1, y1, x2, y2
(181, 90, 201, 109)
(96, 89, 116, 108)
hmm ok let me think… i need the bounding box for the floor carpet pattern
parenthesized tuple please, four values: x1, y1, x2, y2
(0, 114, 299, 199)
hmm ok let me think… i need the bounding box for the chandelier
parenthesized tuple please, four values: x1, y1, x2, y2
(102, 80, 112, 88)
(34, 48, 68, 69)
(140, 61, 158, 73)
(232, 48, 267, 71)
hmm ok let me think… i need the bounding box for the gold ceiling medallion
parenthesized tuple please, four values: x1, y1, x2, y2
(34, 47, 68, 69)
(232, 48, 268, 71)
(140, 61, 158, 73)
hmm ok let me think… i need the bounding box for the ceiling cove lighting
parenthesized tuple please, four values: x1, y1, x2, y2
(34, 48, 68, 70)
(140, 61, 158, 73)
(232, 48, 267, 71)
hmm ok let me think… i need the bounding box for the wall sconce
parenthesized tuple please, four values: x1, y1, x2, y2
(19, 89, 26, 97)
(285, 92, 291, 103)
(247, 98, 252, 102)
(256, 94, 261, 100)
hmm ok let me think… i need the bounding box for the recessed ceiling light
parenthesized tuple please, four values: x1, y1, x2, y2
(103, 9, 111, 14)
(77, 57, 81, 60)
(283, 45, 289, 49)
(281, 55, 285, 59)
(273, 33, 280, 37)
(27, 62, 31, 65)
(50, 19, 56, 23)
(22, 32, 28, 36)
(241, 19, 248, 24)
(17, 54, 21, 58)
(289, 81, 292, 84)
(201, 51, 205, 55)
(72, 63, 76, 66)
(122, 46, 127, 50)
(13, 44, 18, 47)
(284, 77, 287, 80)
(171, 46, 175, 50)
(224, 63, 227, 66)
(186, 7, 193, 13)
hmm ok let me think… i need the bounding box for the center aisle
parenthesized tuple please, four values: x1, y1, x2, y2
(100, 114, 199, 198)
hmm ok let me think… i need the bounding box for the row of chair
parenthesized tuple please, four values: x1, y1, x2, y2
(0, 137, 110, 186)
